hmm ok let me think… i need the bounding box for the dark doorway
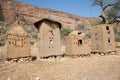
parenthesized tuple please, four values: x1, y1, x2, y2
(106, 26, 109, 30)
(108, 38, 111, 43)
(78, 40, 82, 45)
(78, 32, 82, 35)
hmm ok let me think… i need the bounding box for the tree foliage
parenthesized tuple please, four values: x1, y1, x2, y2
(92, 0, 120, 24)
(106, 4, 120, 24)
(60, 28, 72, 37)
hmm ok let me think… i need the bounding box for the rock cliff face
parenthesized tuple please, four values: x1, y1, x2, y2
(0, 0, 97, 29)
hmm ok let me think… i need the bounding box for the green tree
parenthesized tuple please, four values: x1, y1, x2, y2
(106, 4, 120, 24)
(91, 0, 120, 24)
(60, 28, 72, 37)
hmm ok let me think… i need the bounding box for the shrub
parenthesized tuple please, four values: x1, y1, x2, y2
(60, 28, 72, 37)
(32, 33, 37, 39)
(91, 20, 103, 26)
(86, 33, 91, 38)
(76, 24, 85, 31)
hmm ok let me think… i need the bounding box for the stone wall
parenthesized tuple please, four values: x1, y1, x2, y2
(91, 24, 116, 53)
(0, 0, 97, 29)
(66, 31, 91, 55)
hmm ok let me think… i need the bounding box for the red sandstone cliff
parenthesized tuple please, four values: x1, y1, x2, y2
(0, 0, 97, 29)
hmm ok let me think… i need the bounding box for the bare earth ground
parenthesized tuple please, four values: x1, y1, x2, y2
(0, 54, 120, 80)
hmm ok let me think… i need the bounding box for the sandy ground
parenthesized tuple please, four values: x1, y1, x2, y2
(0, 54, 120, 80)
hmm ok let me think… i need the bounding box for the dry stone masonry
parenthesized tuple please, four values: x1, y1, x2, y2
(66, 30, 91, 56)
(6, 20, 31, 59)
(0, 0, 119, 60)
(34, 18, 62, 58)
(91, 24, 116, 55)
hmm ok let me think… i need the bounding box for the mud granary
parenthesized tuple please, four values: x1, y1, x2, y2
(66, 30, 91, 56)
(34, 18, 62, 57)
(91, 24, 116, 54)
(6, 20, 31, 59)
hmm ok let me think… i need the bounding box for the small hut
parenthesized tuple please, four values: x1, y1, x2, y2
(6, 20, 31, 59)
(66, 30, 91, 56)
(91, 24, 116, 54)
(34, 18, 62, 57)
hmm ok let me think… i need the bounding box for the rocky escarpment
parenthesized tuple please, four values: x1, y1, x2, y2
(0, 0, 97, 29)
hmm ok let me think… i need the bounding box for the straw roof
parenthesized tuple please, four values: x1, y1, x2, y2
(70, 30, 82, 35)
(68, 30, 86, 39)
(7, 20, 28, 37)
(34, 18, 62, 30)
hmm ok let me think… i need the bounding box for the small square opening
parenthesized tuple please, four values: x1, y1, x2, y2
(107, 31, 110, 35)
(78, 32, 82, 35)
(78, 40, 82, 45)
(108, 38, 111, 43)
(106, 26, 109, 30)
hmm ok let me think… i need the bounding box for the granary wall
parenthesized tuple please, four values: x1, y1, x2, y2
(91, 26, 104, 52)
(6, 34, 31, 58)
(91, 24, 116, 53)
(102, 25, 115, 52)
(66, 31, 91, 55)
(38, 21, 61, 57)
(6, 22, 31, 58)
(66, 37, 73, 55)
